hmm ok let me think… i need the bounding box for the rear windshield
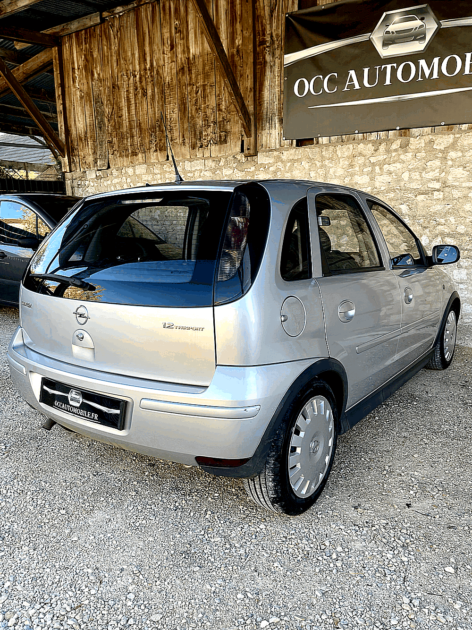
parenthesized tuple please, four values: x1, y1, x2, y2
(24, 190, 231, 307)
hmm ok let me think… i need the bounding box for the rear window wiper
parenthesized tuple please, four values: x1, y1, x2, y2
(31, 273, 96, 291)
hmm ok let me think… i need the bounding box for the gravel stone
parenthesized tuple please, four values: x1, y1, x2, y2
(1, 307, 472, 630)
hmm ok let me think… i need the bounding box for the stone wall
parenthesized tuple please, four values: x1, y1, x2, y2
(66, 125, 472, 323)
(134, 207, 188, 248)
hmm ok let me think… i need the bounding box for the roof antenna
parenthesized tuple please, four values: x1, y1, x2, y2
(161, 113, 183, 183)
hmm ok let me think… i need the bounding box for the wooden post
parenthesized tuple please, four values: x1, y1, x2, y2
(52, 44, 71, 171)
(189, 0, 252, 140)
(0, 55, 65, 157)
(243, 0, 257, 156)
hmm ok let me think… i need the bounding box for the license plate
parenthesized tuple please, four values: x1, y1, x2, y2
(40, 378, 126, 430)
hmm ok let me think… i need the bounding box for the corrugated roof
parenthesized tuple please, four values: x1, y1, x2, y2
(0, 0, 129, 31)
(0, 132, 55, 165)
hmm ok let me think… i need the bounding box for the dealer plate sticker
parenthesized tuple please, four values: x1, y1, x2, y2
(39, 378, 126, 430)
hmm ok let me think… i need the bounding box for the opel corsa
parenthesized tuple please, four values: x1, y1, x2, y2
(8, 180, 460, 515)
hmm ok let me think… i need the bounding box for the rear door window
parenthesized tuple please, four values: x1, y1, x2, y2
(280, 200, 311, 281)
(25, 191, 232, 307)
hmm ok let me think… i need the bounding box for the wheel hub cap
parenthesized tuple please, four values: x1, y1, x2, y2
(288, 395, 335, 499)
(443, 310, 457, 362)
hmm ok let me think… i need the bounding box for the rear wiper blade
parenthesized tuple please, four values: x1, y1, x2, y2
(31, 273, 96, 291)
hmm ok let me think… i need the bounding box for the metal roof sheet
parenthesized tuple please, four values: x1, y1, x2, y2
(0, 132, 55, 165)
(0, 0, 130, 31)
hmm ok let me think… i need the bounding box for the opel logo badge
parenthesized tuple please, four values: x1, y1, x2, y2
(73, 305, 90, 326)
(68, 389, 83, 407)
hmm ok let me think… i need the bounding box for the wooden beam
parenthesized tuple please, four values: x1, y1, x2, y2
(0, 26, 59, 47)
(0, 140, 46, 149)
(0, 45, 23, 64)
(52, 44, 71, 171)
(0, 48, 53, 99)
(46, 12, 101, 37)
(0, 102, 57, 122)
(0, 56, 64, 157)
(0, 121, 43, 137)
(15, 13, 102, 50)
(189, 0, 252, 138)
(0, 0, 43, 18)
(102, 0, 156, 18)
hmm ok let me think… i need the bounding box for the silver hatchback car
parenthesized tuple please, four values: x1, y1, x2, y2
(7, 180, 460, 515)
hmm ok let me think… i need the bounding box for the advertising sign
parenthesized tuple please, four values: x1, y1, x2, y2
(284, 1, 472, 138)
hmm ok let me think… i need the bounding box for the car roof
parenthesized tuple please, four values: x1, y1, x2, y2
(0, 193, 79, 199)
(0, 193, 80, 205)
(84, 179, 371, 202)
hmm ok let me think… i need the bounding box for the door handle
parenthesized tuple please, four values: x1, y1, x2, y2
(338, 300, 355, 323)
(0, 251, 6, 259)
(404, 287, 413, 304)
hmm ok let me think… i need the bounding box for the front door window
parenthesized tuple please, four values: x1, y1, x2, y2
(316, 194, 381, 274)
(367, 201, 423, 267)
(0, 201, 49, 246)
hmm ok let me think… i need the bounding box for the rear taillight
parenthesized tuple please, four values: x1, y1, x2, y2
(217, 193, 250, 282)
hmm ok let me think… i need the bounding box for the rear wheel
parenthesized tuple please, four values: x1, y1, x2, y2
(426, 308, 457, 370)
(243, 381, 338, 516)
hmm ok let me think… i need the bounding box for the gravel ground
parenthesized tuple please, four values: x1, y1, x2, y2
(1, 306, 471, 630)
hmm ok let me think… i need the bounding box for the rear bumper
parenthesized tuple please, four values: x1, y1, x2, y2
(8, 326, 316, 474)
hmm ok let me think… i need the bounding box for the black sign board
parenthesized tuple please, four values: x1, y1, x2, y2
(284, 1, 472, 138)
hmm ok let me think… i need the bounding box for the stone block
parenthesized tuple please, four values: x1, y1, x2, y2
(449, 168, 469, 180)
(433, 135, 455, 149)
(135, 164, 148, 175)
(258, 152, 275, 164)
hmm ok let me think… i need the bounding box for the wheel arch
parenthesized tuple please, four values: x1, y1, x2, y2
(199, 358, 349, 479)
(315, 368, 346, 430)
(435, 291, 460, 346)
(450, 295, 461, 320)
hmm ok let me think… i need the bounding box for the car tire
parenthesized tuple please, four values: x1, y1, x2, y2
(243, 381, 338, 516)
(426, 308, 457, 370)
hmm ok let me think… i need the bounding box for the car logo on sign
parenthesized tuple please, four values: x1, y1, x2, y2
(370, 5, 440, 59)
(68, 389, 83, 407)
(73, 305, 90, 325)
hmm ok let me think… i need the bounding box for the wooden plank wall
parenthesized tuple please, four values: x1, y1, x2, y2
(61, 0, 297, 172)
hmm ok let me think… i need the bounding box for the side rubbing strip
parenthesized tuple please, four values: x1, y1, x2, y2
(356, 328, 401, 354)
(140, 399, 261, 419)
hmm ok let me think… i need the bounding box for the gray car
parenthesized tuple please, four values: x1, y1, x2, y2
(0, 194, 80, 306)
(7, 181, 460, 515)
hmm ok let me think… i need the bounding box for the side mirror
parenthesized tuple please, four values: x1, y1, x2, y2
(18, 237, 40, 250)
(432, 244, 460, 265)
